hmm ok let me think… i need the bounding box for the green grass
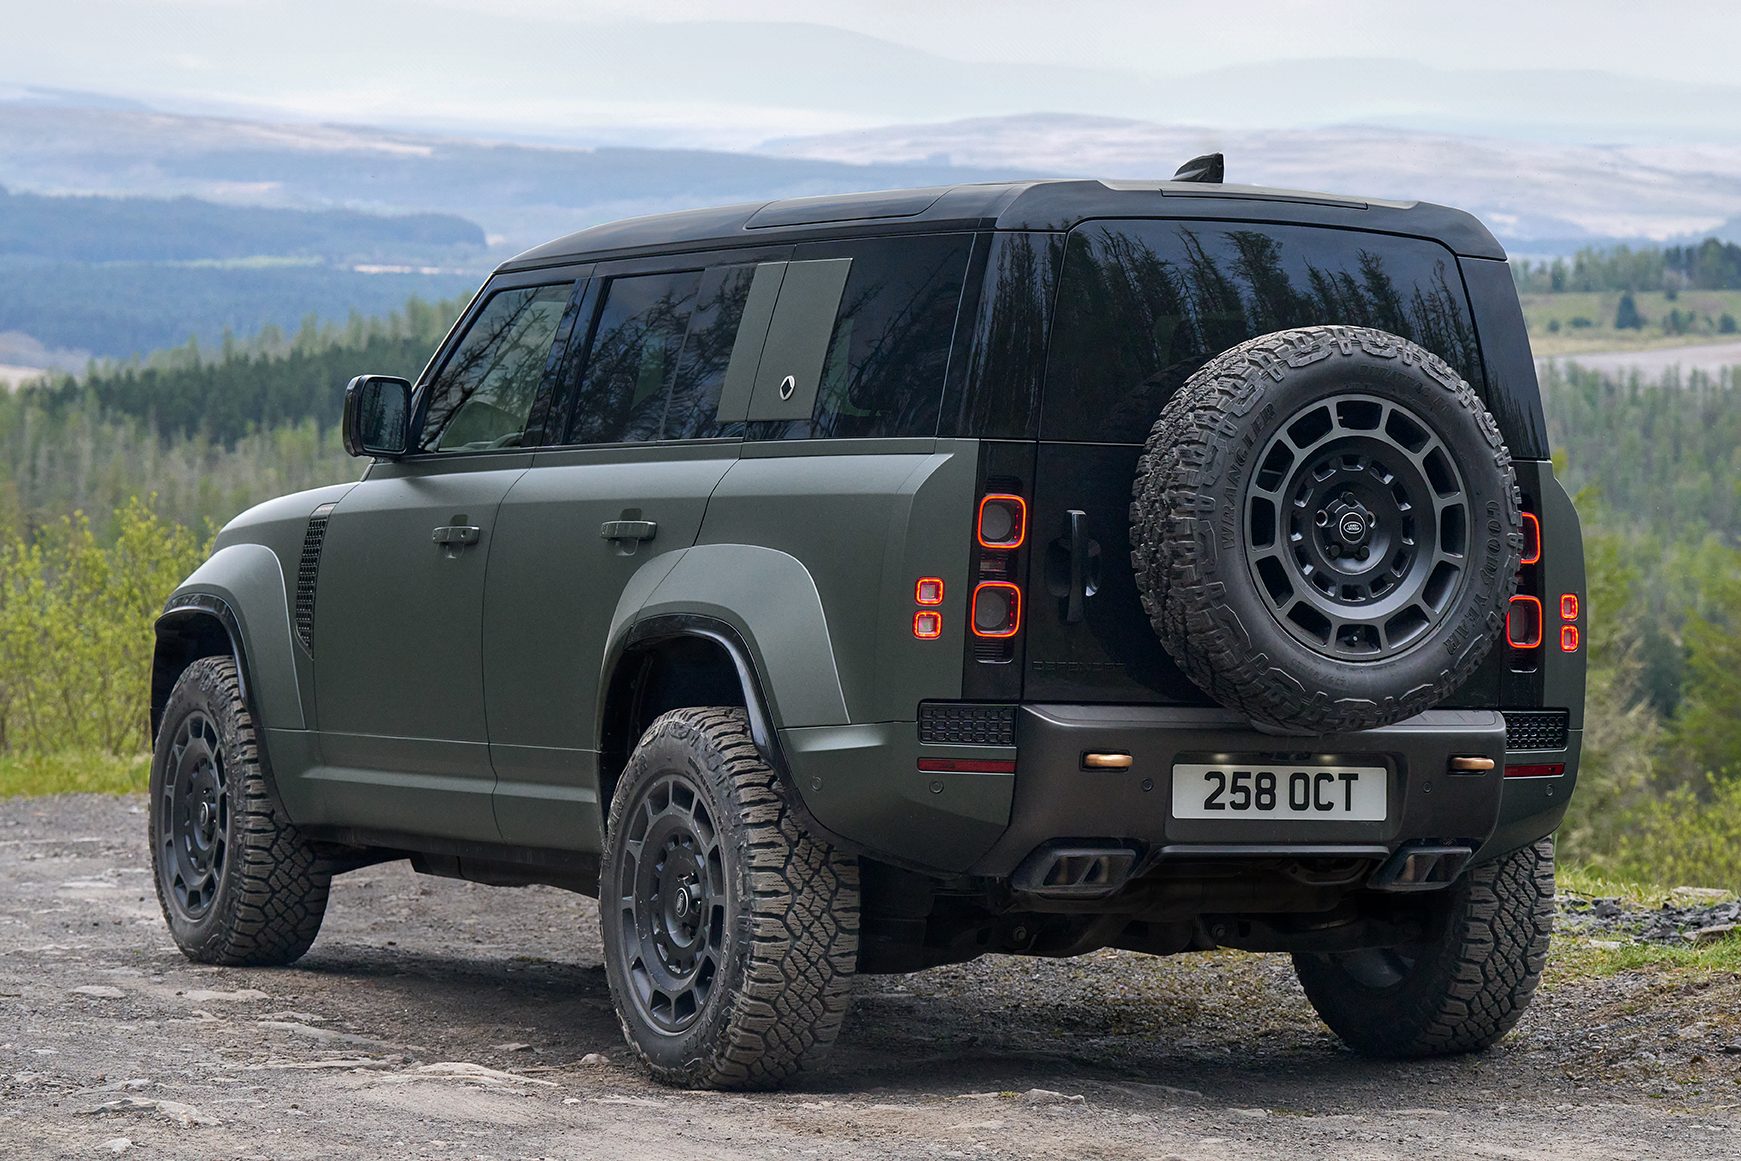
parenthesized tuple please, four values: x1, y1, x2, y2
(0, 750, 149, 798)
(1547, 929, 1741, 982)
(1522, 288, 1741, 356)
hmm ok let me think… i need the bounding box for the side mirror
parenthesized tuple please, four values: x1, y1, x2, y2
(342, 375, 412, 458)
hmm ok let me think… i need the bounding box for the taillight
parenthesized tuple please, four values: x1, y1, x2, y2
(1505, 595, 1543, 649)
(1520, 511, 1542, 565)
(977, 494, 1027, 549)
(971, 581, 1022, 638)
(915, 577, 944, 606)
(913, 611, 942, 640)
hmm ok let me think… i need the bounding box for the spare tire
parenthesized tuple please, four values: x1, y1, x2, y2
(1131, 326, 1521, 734)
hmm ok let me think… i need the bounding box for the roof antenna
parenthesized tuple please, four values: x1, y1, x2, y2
(1172, 152, 1224, 184)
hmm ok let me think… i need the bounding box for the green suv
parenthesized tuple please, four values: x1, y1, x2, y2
(148, 173, 1585, 1088)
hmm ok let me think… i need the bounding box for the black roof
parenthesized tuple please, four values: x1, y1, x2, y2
(499, 178, 1506, 273)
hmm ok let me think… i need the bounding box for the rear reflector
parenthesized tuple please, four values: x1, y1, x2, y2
(913, 611, 942, 639)
(918, 757, 1017, 774)
(915, 577, 944, 605)
(1560, 624, 1580, 652)
(1506, 594, 1543, 649)
(1559, 593, 1579, 620)
(1505, 762, 1566, 778)
(1520, 512, 1541, 565)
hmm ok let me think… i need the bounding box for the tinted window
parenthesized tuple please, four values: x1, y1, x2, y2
(419, 282, 571, 452)
(568, 270, 702, 445)
(1044, 222, 1483, 444)
(948, 231, 1063, 440)
(666, 264, 756, 440)
(754, 234, 971, 440)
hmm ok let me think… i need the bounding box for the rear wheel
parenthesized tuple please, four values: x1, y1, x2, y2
(600, 707, 860, 1089)
(1293, 839, 1554, 1057)
(148, 656, 331, 965)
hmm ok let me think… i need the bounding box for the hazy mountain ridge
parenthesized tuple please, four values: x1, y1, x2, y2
(762, 113, 1741, 250)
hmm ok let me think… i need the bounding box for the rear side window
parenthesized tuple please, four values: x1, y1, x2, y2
(1043, 221, 1482, 444)
(418, 282, 571, 453)
(568, 270, 703, 444)
(752, 234, 972, 441)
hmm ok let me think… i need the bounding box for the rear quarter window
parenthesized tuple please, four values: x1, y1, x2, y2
(1043, 221, 1484, 444)
(750, 233, 972, 441)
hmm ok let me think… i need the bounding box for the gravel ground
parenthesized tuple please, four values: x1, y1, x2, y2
(3, 795, 1740, 1160)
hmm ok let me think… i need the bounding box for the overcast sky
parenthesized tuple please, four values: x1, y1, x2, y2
(4, 0, 1739, 145)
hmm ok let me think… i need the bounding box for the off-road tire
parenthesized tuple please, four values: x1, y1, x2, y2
(1131, 325, 1522, 733)
(1293, 838, 1555, 1057)
(600, 707, 860, 1090)
(148, 656, 331, 965)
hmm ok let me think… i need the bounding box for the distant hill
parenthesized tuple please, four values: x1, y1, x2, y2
(762, 113, 1741, 253)
(0, 185, 485, 263)
(0, 104, 1027, 253)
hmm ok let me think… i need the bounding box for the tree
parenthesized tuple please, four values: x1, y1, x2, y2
(1615, 292, 1645, 330)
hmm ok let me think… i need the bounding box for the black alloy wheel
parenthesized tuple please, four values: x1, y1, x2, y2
(1246, 394, 1470, 661)
(157, 710, 230, 921)
(612, 771, 729, 1035)
(600, 706, 859, 1089)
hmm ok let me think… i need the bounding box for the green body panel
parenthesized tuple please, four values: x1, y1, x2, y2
(780, 723, 1014, 872)
(309, 452, 532, 843)
(693, 437, 978, 725)
(482, 442, 737, 848)
(743, 259, 852, 422)
(171, 543, 304, 731)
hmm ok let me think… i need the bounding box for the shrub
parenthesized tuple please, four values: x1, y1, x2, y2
(0, 498, 206, 756)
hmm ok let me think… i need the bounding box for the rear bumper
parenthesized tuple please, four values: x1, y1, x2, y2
(783, 703, 1579, 883)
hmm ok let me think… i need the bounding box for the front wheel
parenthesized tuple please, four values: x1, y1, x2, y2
(1293, 838, 1554, 1058)
(600, 707, 860, 1089)
(148, 656, 331, 965)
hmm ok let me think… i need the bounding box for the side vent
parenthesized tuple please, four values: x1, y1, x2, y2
(295, 502, 337, 652)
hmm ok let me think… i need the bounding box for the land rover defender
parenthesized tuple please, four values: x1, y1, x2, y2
(148, 167, 1585, 1088)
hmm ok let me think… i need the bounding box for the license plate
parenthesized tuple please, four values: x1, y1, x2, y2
(1170, 763, 1387, 821)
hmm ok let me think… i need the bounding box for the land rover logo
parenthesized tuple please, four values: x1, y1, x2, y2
(1340, 514, 1366, 540)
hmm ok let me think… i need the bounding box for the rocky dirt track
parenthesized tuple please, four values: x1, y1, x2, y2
(3, 795, 1739, 1160)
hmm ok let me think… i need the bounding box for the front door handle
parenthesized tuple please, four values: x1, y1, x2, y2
(432, 524, 481, 547)
(600, 519, 658, 543)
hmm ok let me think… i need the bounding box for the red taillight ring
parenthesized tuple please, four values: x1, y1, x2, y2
(976, 494, 1027, 550)
(1520, 512, 1541, 566)
(1506, 594, 1543, 649)
(971, 581, 1023, 638)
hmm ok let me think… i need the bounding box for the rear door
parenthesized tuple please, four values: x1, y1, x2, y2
(311, 271, 580, 841)
(483, 249, 787, 848)
(1026, 219, 1487, 704)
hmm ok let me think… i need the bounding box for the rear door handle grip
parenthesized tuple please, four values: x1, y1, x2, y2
(431, 524, 481, 547)
(600, 519, 658, 543)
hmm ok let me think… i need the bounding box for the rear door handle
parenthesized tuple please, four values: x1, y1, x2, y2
(600, 519, 658, 543)
(432, 524, 481, 547)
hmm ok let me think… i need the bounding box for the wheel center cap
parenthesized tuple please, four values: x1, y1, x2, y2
(673, 885, 692, 918)
(1338, 512, 1368, 544)
(197, 801, 214, 831)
